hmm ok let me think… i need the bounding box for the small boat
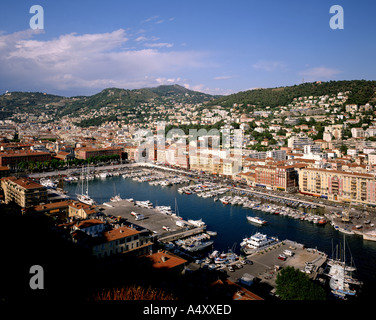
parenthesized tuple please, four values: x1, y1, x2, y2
(187, 219, 206, 228)
(110, 194, 122, 202)
(363, 230, 376, 242)
(247, 216, 267, 226)
(184, 240, 213, 252)
(76, 193, 96, 205)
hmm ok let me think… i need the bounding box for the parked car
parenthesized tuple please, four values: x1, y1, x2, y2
(278, 254, 287, 261)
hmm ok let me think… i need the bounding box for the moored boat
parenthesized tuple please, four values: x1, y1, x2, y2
(246, 216, 267, 226)
(240, 232, 279, 254)
(363, 230, 376, 242)
(184, 240, 213, 252)
(110, 194, 122, 202)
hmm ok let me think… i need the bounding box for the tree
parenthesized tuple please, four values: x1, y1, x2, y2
(275, 266, 326, 300)
(340, 144, 348, 155)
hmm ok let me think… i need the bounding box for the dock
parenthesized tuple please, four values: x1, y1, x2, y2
(218, 240, 327, 294)
(97, 200, 204, 241)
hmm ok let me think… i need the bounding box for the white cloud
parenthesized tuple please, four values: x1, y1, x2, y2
(299, 66, 341, 80)
(144, 42, 173, 48)
(183, 83, 235, 95)
(213, 75, 233, 80)
(155, 77, 182, 84)
(252, 60, 287, 72)
(135, 35, 160, 42)
(142, 16, 159, 23)
(0, 29, 208, 95)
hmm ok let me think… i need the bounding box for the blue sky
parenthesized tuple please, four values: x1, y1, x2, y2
(0, 0, 375, 96)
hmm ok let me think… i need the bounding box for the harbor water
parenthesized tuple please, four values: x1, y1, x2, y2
(64, 175, 376, 300)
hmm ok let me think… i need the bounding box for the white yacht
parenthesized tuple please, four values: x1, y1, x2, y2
(77, 193, 96, 206)
(240, 232, 278, 253)
(247, 216, 267, 226)
(187, 219, 206, 228)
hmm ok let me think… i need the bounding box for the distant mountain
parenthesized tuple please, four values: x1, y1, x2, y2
(2, 81, 376, 124)
(0, 91, 67, 120)
(207, 80, 376, 111)
(0, 85, 219, 121)
(58, 84, 218, 116)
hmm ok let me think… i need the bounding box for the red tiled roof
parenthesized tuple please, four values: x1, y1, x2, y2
(103, 226, 140, 242)
(146, 251, 187, 269)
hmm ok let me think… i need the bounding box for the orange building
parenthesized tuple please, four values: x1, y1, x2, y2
(255, 165, 298, 192)
(0, 150, 52, 169)
(75, 147, 122, 160)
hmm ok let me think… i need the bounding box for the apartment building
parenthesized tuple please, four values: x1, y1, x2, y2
(254, 165, 298, 192)
(75, 147, 122, 160)
(287, 135, 315, 149)
(68, 201, 97, 219)
(299, 168, 376, 205)
(189, 153, 217, 173)
(124, 145, 138, 161)
(74, 218, 105, 237)
(0, 150, 52, 169)
(1, 176, 48, 208)
(92, 226, 152, 259)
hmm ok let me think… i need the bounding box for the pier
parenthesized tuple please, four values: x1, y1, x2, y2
(158, 226, 206, 243)
(98, 200, 205, 242)
(219, 240, 327, 295)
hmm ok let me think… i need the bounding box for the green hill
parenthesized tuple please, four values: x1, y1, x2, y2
(59, 84, 217, 117)
(0, 85, 218, 121)
(207, 80, 376, 111)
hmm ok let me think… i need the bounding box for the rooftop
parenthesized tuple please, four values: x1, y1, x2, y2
(146, 250, 187, 270)
(1, 176, 45, 190)
(103, 226, 140, 242)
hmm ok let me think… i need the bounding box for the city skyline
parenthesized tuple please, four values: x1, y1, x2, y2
(1, 0, 376, 97)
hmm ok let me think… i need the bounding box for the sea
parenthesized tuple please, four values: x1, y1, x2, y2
(64, 175, 376, 300)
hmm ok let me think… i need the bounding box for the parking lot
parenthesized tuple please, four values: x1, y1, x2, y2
(225, 240, 328, 288)
(98, 200, 203, 240)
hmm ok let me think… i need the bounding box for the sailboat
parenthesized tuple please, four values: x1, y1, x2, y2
(325, 235, 362, 299)
(110, 183, 123, 202)
(76, 166, 97, 205)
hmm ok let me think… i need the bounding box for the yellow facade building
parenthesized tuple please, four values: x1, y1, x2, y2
(299, 168, 376, 205)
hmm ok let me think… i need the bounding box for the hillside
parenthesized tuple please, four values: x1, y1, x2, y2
(0, 85, 218, 122)
(207, 80, 376, 111)
(0, 91, 67, 120)
(59, 84, 217, 117)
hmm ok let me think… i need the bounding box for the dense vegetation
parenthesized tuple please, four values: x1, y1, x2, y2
(275, 266, 326, 300)
(207, 80, 376, 111)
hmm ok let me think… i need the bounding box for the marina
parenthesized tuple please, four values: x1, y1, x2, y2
(44, 165, 376, 299)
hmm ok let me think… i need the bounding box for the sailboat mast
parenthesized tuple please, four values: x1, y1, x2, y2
(86, 165, 89, 195)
